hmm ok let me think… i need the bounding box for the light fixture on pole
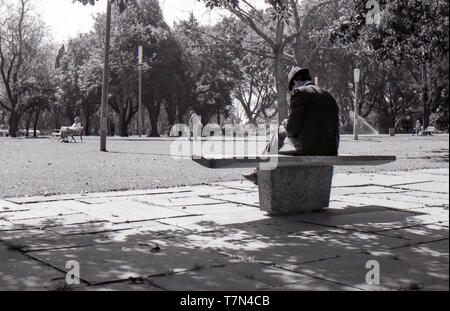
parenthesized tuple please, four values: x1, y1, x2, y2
(100, 0, 112, 152)
(138, 45, 143, 137)
(353, 68, 360, 141)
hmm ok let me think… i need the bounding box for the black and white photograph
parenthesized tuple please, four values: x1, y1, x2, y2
(0, 0, 448, 298)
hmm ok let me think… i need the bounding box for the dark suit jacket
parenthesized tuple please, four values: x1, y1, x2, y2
(285, 82, 340, 156)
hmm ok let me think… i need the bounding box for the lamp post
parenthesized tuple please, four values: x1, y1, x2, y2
(100, 0, 112, 152)
(353, 68, 360, 141)
(138, 45, 143, 137)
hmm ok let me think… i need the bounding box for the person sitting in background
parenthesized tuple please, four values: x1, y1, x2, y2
(60, 116, 82, 143)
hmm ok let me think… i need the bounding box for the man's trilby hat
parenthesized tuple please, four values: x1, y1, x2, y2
(288, 67, 311, 91)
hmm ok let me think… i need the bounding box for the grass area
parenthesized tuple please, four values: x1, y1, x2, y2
(0, 134, 448, 199)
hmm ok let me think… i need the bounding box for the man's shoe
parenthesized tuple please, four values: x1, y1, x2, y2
(241, 170, 258, 185)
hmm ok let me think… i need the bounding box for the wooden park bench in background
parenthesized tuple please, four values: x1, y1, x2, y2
(423, 126, 438, 136)
(51, 127, 84, 143)
(194, 154, 396, 215)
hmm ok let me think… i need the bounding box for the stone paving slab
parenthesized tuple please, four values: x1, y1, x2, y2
(330, 186, 407, 196)
(65, 200, 192, 224)
(29, 239, 235, 284)
(0, 244, 66, 290)
(355, 192, 449, 207)
(135, 196, 224, 208)
(222, 262, 358, 290)
(0, 219, 21, 231)
(333, 195, 426, 210)
(148, 265, 273, 291)
(7, 213, 105, 229)
(74, 281, 164, 291)
(210, 193, 260, 207)
(377, 225, 449, 244)
(291, 251, 448, 291)
(0, 228, 112, 252)
(392, 182, 449, 194)
(293, 207, 422, 233)
(385, 172, 449, 184)
(331, 173, 432, 187)
(162, 202, 259, 216)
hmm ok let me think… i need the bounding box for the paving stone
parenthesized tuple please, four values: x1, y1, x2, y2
(265, 282, 360, 291)
(331, 174, 375, 187)
(214, 180, 258, 191)
(0, 219, 21, 231)
(293, 207, 420, 232)
(333, 195, 425, 210)
(402, 191, 450, 200)
(2, 201, 85, 221)
(222, 262, 358, 290)
(330, 186, 407, 197)
(0, 200, 27, 212)
(0, 229, 111, 252)
(8, 213, 104, 229)
(409, 168, 449, 176)
(332, 173, 432, 187)
(210, 193, 260, 207)
(393, 182, 449, 194)
(148, 266, 272, 291)
(407, 207, 449, 224)
(164, 203, 259, 216)
(377, 225, 449, 244)
(386, 172, 449, 184)
(292, 251, 448, 291)
(46, 221, 133, 236)
(101, 221, 189, 242)
(182, 185, 251, 196)
(0, 244, 66, 290)
(30, 239, 233, 284)
(74, 281, 164, 291)
(64, 199, 191, 223)
(356, 193, 449, 207)
(159, 211, 271, 233)
(136, 196, 223, 208)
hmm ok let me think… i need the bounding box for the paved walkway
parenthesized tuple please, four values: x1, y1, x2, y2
(0, 168, 448, 291)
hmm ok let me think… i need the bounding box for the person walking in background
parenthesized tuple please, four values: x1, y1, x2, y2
(412, 120, 423, 136)
(189, 110, 202, 140)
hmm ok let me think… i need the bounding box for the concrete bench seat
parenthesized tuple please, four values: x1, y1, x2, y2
(193, 154, 396, 215)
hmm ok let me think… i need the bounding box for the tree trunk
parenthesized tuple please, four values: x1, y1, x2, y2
(273, 46, 288, 124)
(8, 111, 21, 137)
(25, 113, 32, 137)
(148, 108, 160, 137)
(421, 62, 430, 130)
(82, 102, 91, 136)
(117, 108, 128, 137)
(33, 109, 40, 137)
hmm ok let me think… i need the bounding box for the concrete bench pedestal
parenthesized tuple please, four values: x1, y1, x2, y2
(258, 166, 333, 214)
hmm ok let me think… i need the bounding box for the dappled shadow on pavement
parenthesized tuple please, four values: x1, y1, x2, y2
(0, 200, 448, 291)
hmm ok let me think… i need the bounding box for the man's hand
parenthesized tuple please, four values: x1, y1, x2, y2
(282, 119, 288, 128)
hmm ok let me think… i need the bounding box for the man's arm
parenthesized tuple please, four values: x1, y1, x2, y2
(285, 90, 307, 138)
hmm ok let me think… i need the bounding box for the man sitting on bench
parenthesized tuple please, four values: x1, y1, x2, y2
(60, 116, 82, 143)
(242, 67, 340, 184)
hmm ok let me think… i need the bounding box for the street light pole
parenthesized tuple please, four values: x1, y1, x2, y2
(138, 45, 143, 137)
(100, 0, 112, 152)
(353, 68, 360, 141)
